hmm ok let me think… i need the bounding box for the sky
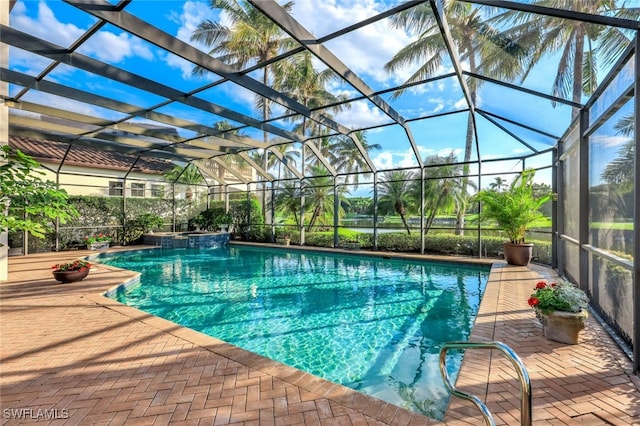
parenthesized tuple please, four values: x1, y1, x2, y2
(6, 0, 637, 191)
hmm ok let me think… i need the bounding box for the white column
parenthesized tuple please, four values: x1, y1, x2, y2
(0, 1, 10, 281)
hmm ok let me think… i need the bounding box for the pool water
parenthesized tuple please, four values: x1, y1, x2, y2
(105, 246, 489, 420)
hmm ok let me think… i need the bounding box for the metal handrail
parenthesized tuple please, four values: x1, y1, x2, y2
(439, 341, 531, 426)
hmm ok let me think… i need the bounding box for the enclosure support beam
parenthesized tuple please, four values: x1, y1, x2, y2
(578, 109, 589, 296)
(551, 146, 567, 277)
(300, 146, 306, 246)
(632, 34, 640, 374)
(420, 167, 425, 255)
(373, 173, 379, 251)
(333, 179, 339, 249)
(171, 183, 176, 233)
(552, 147, 559, 270)
(476, 165, 482, 258)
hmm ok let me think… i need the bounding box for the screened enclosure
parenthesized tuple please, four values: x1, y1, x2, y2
(0, 0, 638, 370)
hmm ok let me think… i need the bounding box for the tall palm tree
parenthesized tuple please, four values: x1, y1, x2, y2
(191, 0, 295, 219)
(305, 133, 338, 169)
(385, 2, 524, 235)
(493, 1, 640, 117)
(489, 176, 508, 192)
(378, 170, 414, 235)
(267, 141, 300, 181)
(278, 51, 348, 138)
(274, 182, 302, 226)
(303, 165, 342, 231)
(410, 153, 468, 236)
(164, 164, 205, 201)
(212, 120, 247, 182)
(332, 131, 381, 189)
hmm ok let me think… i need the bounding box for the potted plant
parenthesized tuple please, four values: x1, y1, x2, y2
(475, 169, 552, 266)
(214, 212, 233, 232)
(51, 259, 92, 283)
(527, 279, 589, 344)
(275, 229, 291, 246)
(84, 233, 112, 250)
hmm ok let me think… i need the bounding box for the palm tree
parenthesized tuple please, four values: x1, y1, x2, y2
(211, 120, 247, 182)
(410, 153, 468, 236)
(385, 2, 523, 235)
(279, 51, 348, 138)
(164, 164, 204, 200)
(267, 141, 300, 181)
(489, 176, 508, 192)
(332, 131, 381, 189)
(305, 133, 338, 169)
(493, 1, 640, 117)
(274, 182, 302, 226)
(191, 0, 295, 219)
(303, 165, 342, 231)
(378, 170, 414, 234)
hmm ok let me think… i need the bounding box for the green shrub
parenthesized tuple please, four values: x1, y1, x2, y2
(296, 231, 551, 265)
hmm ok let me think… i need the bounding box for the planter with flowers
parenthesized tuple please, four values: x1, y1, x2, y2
(85, 233, 112, 250)
(51, 260, 91, 283)
(527, 279, 590, 344)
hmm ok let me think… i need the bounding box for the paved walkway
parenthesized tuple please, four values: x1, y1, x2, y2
(1, 245, 638, 425)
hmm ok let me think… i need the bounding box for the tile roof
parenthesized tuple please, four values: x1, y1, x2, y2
(9, 136, 175, 175)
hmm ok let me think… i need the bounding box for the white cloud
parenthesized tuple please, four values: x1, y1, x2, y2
(334, 99, 391, 128)
(20, 91, 127, 121)
(591, 134, 632, 149)
(372, 151, 394, 169)
(291, 0, 414, 86)
(371, 147, 421, 170)
(164, 0, 217, 78)
(12, 2, 82, 46)
(81, 31, 154, 63)
(11, 1, 154, 64)
(454, 97, 468, 109)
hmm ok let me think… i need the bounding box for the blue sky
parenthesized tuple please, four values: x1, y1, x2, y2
(7, 0, 635, 190)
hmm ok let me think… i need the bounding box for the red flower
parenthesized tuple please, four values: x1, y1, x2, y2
(535, 281, 547, 289)
(51, 260, 92, 272)
(527, 297, 540, 307)
(550, 282, 557, 287)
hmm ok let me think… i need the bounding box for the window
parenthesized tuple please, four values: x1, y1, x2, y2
(151, 184, 164, 198)
(131, 183, 145, 197)
(108, 181, 123, 196)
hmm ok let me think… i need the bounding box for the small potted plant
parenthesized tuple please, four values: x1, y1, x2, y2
(214, 212, 233, 233)
(275, 229, 291, 246)
(84, 233, 112, 250)
(474, 169, 552, 266)
(51, 259, 92, 283)
(527, 279, 589, 344)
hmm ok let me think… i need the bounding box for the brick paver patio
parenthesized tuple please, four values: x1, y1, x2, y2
(1, 244, 638, 425)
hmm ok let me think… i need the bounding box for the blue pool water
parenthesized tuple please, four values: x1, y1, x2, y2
(104, 246, 490, 419)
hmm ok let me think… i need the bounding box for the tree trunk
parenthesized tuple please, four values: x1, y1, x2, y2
(572, 28, 585, 119)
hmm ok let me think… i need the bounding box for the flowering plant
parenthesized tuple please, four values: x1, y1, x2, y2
(52, 259, 91, 272)
(527, 279, 589, 314)
(84, 233, 112, 245)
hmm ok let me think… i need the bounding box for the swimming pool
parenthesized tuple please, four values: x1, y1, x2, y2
(104, 246, 490, 420)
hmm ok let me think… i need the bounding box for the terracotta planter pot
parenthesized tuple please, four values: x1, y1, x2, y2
(52, 267, 90, 283)
(503, 242, 533, 266)
(538, 309, 588, 344)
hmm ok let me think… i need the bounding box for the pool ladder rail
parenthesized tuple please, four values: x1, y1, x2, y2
(439, 341, 532, 426)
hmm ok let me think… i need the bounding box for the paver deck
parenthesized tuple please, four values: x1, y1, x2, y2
(1, 244, 638, 425)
